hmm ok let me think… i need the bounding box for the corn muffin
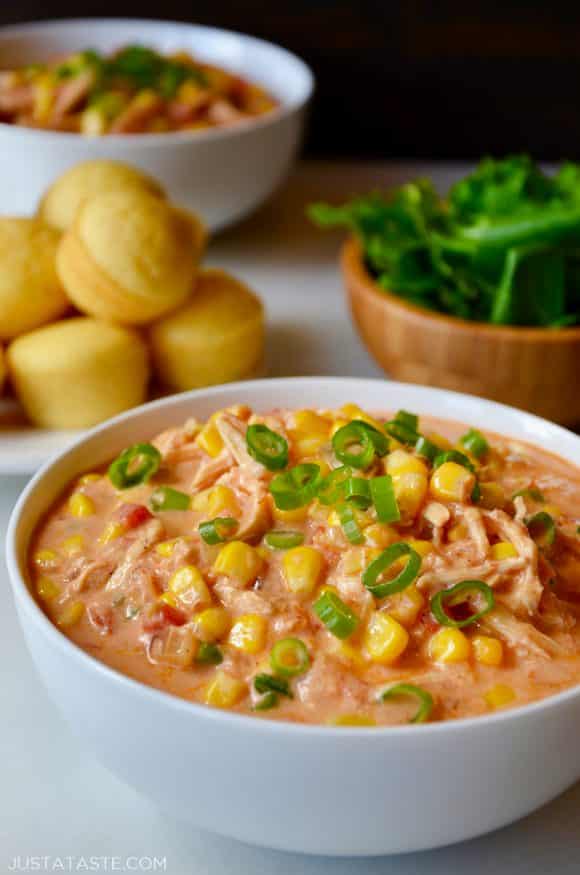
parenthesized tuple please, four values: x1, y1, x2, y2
(7, 317, 149, 428)
(0, 218, 69, 340)
(150, 268, 264, 390)
(0, 344, 6, 396)
(37, 159, 166, 233)
(57, 189, 206, 325)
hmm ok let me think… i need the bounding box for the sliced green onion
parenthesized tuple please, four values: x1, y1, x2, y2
(512, 487, 545, 503)
(270, 638, 310, 677)
(352, 420, 390, 457)
(414, 435, 439, 463)
(313, 590, 359, 639)
(338, 502, 365, 544)
(394, 410, 419, 432)
(269, 463, 322, 510)
(332, 422, 375, 469)
(245, 424, 288, 471)
(433, 449, 476, 473)
(264, 530, 304, 550)
(430, 580, 495, 628)
(149, 486, 190, 512)
(370, 475, 400, 523)
(385, 410, 420, 445)
(254, 691, 279, 711)
(379, 683, 434, 724)
(198, 517, 238, 545)
(108, 442, 161, 489)
(254, 673, 293, 698)
(526, 512, 556, 548)
(362, 542, 421, 598)
(343, 477, 372, 509)
(459, 428, 489, 459)
(196, 643, 223, 665)
(317, 466, 352, 505)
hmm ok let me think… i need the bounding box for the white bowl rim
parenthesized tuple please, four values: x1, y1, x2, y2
(0, 17, 315, 147)
(7, 375, 580, 739)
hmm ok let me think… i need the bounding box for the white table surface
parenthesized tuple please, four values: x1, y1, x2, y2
(2, 161, 579, 874)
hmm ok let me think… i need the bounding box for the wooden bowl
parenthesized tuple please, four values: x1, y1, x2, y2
(342, 237, 580, 426)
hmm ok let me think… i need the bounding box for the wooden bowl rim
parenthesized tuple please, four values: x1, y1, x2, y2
(342, 237, 580, 343)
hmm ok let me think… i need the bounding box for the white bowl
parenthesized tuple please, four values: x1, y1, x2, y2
(7, 377, 580, 856)
(0, 18, 313, 231)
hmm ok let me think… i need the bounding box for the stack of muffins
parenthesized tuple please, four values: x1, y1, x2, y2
(0, 160, 265, 429)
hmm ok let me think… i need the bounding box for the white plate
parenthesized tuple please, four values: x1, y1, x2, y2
(0, 398, 80, 475)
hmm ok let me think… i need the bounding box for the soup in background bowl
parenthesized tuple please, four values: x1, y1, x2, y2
(7, 378, 580, 855)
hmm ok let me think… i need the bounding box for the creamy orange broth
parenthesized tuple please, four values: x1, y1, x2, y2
(30, 405, 580, 726)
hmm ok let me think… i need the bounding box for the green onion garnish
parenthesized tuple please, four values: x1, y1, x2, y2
(512, 487, 545, 502)
(270, 638, 310, 677)
(245, 424, 289, 471)
(196, 643, 223, 665)
(269, 463, 322, 510)
(394, 410, 419, 432)
(459, 428, 489, 459)
(149, 486, 190, 512)
(313, 590, 359, 639)
(430, 580, 495, 628)
(370, 475, 400, 523)
(332, 422, 376, 469)
(352, 420, 390, 457)
(526, 511, 556, 548)
(379, 683, 434, 724)
(362, 542, 421, 598)
(108, 442, 161, 489)
(338, 502, 365, 544)
(317, 466, 353, 505)
(254, 673, 293, 698)
(414, 435, 439, 463)
(199, 517, 238, 545)
(385, 410, 420, 445)
(343, 477, 372, 509)
(254, 691, 279, 711)
(264, 531, 304, 550)
(433, 449, 476, 473)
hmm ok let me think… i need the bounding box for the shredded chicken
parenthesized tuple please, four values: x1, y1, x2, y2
(484, 509, 543, 615)
(105, 519, 164, 593)
(482, 606, 565, 658)
(214, 414, 265, 478)
(422, 502, 450, 545)
(192, 451, 233, 489)
(213, 580, 273, 616)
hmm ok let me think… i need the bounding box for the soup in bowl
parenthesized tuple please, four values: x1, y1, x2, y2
(7, 378, 580, 855)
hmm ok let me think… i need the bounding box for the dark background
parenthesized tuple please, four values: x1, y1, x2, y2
(2, 1, 580, 159)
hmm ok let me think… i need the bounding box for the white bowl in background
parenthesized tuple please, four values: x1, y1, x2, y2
(7, 377, 580, 856)
(0, 18, 313, 230)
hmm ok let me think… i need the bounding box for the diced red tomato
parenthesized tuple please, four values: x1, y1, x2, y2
(114, 503, 153, 530)
(142, 602, 187, 632)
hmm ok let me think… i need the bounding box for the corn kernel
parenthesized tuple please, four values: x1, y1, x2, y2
(478, 482, 506, 510)
(490, 541, 518, 560)
(340, 403, 384, 433)
(404, 538, 433, 557)
(213, 541, 262, 587)
(282, 546, 324, 597)
(205, 671, 247, 708)
(207, 485, 240, 517)
(485, 684, 515, 709)
(33, 549, 58, 569)
(68, 493, 95, 518)
(472, 635, 504, 666)
(196, 420, 224, 458)
(429, 432, 453, 451)
(385, 449, 428, 478)
(61, 535, 84, 556)
(158, 591, 179, 608)
(365, 524, 397, 549)
(385, 584, 424, 627)
(193, 607, 231, 642)
(364, 612, 409, 664)
(429, 462, 475, 503)
(56, 601, 85, 629)
(98, 521, 125, 544)
(155, 539, 179, 557)
(169, 565, 212, 609)
(228, 613, 268, 654)
(36, 575, 60, 601)
(272, 504, 309, 524)
(289, 410, 330, 458)
(342, 547, 368, 575)
(428, 628, 470, 663)
(542, 504, 561, 519)
(329, 714, 376, 726)
(329, 639, 368, 670)
(78, 473, 101, 485)
(392, 472, 428, 520)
